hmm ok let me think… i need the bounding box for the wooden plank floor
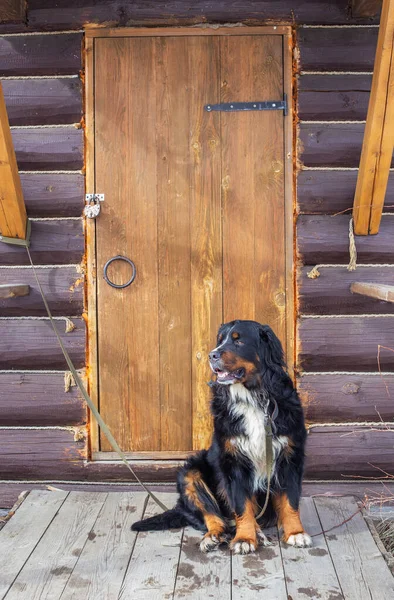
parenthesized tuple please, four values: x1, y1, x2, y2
(0, 491, 393, 599)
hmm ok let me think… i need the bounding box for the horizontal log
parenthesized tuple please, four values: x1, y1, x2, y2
(2, 78, 82, 126)
(299, 373, 394, 422)
(351, 282, 394, 303)
(297, 170, 394, 214)
(19, 1, 380, 31)
(12, 127, 83, 171)
(0, 266, 83, 316)
(298, 316, 394, 371)
(0, 373, 86, 426)
(298, 74, 372, 121)
(2, 480, 394, 509)
(0, 33, 82, 76)
(0, 318, 85, 369)
(0, 220, 84, 266)
(21, 173, 84, 217)
(305, 426, 394, 478)
(297, 215, 394, 264)
(298, 266, 394, 314)
(299, 28, 378, 71)
(300, 123, 394, 168)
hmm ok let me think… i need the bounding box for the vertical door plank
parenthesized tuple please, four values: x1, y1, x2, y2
(280, 498, 343, 600)
(221, 36, 286, 348)
(189, 36, 222, 450)
(5, 492, 106, 600)
(232, 527, 287, 599)
(60, 492, 147, 600)
(156, 37, 192, 451)
(315, 496, 394, 599)
(119, 493, 182, 599)
(174, 528, 231, 599)
(95, 38, 160, 451)
(0, 490, 68, 598)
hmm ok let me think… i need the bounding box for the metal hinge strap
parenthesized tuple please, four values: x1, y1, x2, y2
(205, 94, 287, 116)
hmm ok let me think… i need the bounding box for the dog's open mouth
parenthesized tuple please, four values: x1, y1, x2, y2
(213, 367, 245, 384)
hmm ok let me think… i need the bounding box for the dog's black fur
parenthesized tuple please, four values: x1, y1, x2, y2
(132, 320, 309, 552)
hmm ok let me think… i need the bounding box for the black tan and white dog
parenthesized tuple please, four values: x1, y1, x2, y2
(132, 320, 311, 554)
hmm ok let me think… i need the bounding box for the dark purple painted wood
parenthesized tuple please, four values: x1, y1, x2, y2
(297, 215, 394, 265)
(0, 266, 83, 316)
(21, 173, 84, 217)
(297, 170, 394, 214)
(0, 33, 82, 75)
(12, 127, 83, 170)
(298, 266, 394, 314)
(299, 74, 372, 121)
(0, 373, 86, 426)
(0, 220, 84, 266)
(0, 318, 86, 369)
(3, 77, 82, 126)
(298, 27, 378, 72)
(298, 316, 394, 372)
(299, 373, 394, 422)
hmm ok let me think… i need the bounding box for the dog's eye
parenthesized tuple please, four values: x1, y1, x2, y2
(234, 339, 244, 346)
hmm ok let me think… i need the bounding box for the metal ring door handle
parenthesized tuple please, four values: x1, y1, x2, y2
(103, 255, 137, 289)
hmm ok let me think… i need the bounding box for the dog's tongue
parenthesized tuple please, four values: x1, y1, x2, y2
(216, 370, 238, 384)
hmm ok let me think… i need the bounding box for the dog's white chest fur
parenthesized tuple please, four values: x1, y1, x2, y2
(229, 383, 288, 491)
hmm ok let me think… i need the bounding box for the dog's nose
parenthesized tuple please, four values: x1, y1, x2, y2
(209, 350, 220, 361)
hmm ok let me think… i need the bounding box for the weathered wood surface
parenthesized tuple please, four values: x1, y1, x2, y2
(298, 215, 394, 264)
(0, 33, 82, 76)
(11, 1, 379, 32)
(352, 0, 383, 18)
(0, 490, 68, 598)
(298, 266, 394, 314)
(20, 173, 84, 217)
(0, 283, 29, 299)
(61, 492, 146, 600)
(0, 0, 25, 23)
(315, 496, 394, 599)
(3, 78, 82, 126)
(12, 126, 83, 170)
(6, 492, 106, 600)
(119, 494, 181, 600)
(300, 123, 394, 168)
(232, 527, 286, 599)
(280, 498, 342, 600)
(0, 266, 83, 316)
(299, 28, 378, 72)
(351, 281, 394, 303)
(297, 169, 394, 214)
(299, 74, 372, 121)
(298, 316, 394, 371)
(0, 220, 84, 265)
(299, 373, 394, 422)
(305, 426, 394, 478)
(0, 318, 85, 369)
(0, 373, 86, 426)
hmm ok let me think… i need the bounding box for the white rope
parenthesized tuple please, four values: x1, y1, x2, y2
(301, 314, 394, 318)
(307, 422, 393, 429)
(0, 30, 83, 37)
(0, 264, 81, 269)
(30, 217, 82, 221)
(0, 369, 76, 374)
(19, 170, 83, 174)
(300, 71, 373, 75)
(301, 24, 379, 28)
(10, 124, 80, 130)
(0, 316, 80, 321)
(1, 75, 80, 80)
(0, 479, 176, 486)
(300, 371, 394, 376)
(302, 120, 366, 124)
(348, 217, 357, 271)
(0, 426, 82, 431)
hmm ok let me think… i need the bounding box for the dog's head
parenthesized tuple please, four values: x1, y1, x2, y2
(209, 320, 285, 387)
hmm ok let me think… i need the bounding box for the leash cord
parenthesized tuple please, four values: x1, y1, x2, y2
(26, 246, 169, 513)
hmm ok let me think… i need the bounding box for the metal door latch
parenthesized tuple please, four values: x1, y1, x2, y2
(84, 194, 104, 219)
(205, 94, 288, 116)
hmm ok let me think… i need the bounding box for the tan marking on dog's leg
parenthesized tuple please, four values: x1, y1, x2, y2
(230, 499, 258, 554)
(273, 493, 312, 547)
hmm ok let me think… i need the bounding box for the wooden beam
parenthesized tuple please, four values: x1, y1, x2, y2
(352, 0, 383, 18)
(353, 0, 394, 235)
(0, 0, 25, 23)
(0, 81, 27, 240)
(0, 283, 29, 299)
(350, 281, 394, 302)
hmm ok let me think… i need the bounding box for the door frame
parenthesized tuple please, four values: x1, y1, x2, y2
(85, 25, 294, 459)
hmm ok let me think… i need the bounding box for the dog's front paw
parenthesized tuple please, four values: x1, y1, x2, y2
(256, 529, 275, 547)
(199, 533, 221, 553)
(285, 532, 312, 548)
(230, 538, 257, 555)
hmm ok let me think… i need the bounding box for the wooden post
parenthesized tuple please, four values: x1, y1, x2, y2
(0, 81, 27, 240)
(353, 0, 394, 235)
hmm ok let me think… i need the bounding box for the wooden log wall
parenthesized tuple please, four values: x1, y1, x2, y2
(0, 1, 393, 506)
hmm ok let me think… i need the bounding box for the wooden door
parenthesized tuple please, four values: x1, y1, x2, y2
(92, 29, 292, 455)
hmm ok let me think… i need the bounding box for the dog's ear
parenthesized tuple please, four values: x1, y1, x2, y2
(258, 325, 285, 369)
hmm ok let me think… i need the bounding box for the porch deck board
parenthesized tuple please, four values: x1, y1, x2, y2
(0, 490, 392, 600)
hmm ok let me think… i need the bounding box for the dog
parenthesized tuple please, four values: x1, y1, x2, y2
(131, 319, 311, 554)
